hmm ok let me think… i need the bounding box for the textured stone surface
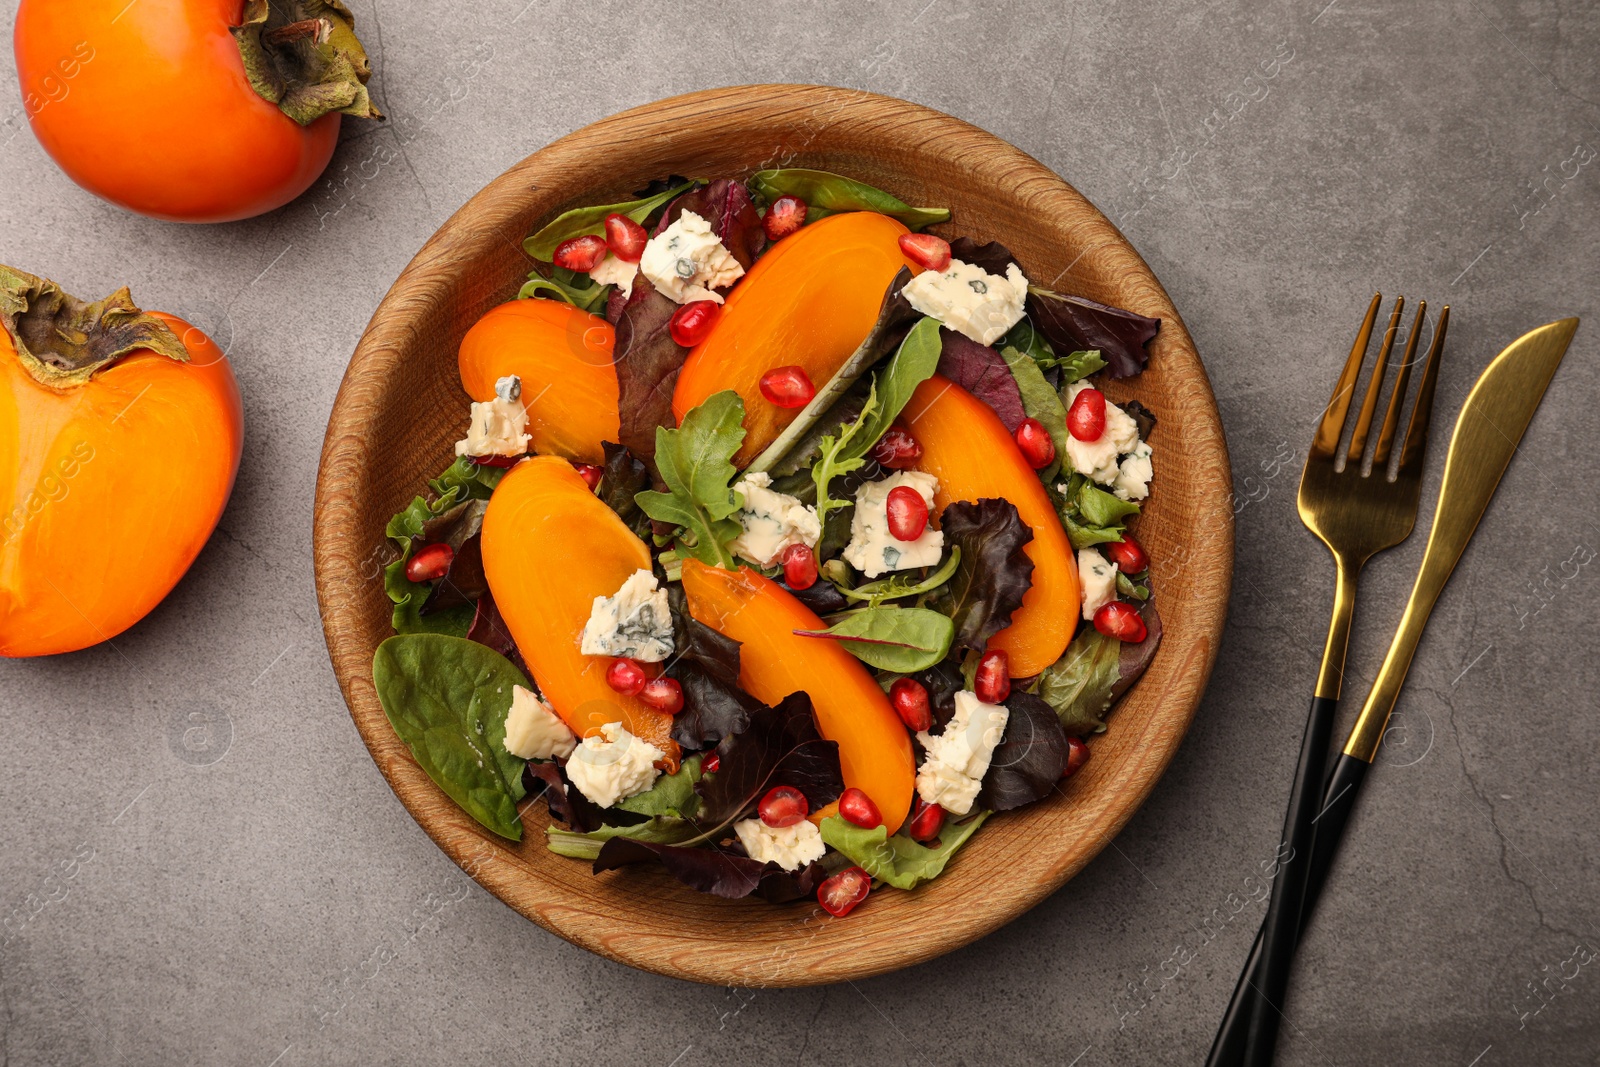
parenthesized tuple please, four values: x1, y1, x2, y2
(2, 1, 1597, 1064)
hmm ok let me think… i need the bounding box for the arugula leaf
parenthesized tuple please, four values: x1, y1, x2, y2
(615, 754, 703, 817)
(1051, 349, 1109, 383)
(635, 391, 746, 567)
(1032, 602, 1162, 736)
(749, 168, 950, 231)
(930, 499, 1036, 654)
(793, 606, 955, 673)
(1078, 482, 1141, 527)
(977, 692, 1070, 811)
(811, 316, 944, 527)
(818, 812, 991, 890)
(1045, 476, 1126, 550)
(695, 692, 844, 833)
(523, 179, 697, 260)
(839, 547, 962, 606)
(545, 817, 700, 860)
(517, 266, 610, 314)
(372, 635, 529, 840)
(1028, 287, 1160, 379)
(1001, 343, 1067, 480)
(748, 268, 918, 474)
(937, 329, 1026, 431)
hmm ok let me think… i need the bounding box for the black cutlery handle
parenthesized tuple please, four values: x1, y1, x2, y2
(1204, 752, 1369, 1065)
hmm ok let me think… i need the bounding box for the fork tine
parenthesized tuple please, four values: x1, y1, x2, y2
(1345, 296, 1405, 467)
(1399, 304, 1450, 473)
(1373, 300, 1427, 469)
(1311, 293, 1383, 460)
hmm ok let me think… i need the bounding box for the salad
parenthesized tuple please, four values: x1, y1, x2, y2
(372, 169, 1163, 917)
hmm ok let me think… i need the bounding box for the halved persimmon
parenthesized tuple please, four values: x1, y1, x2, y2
(680, 559, 915, 833)
(479, 455, 679, 768)
(673, 212, 921, 466)
(458, 299, 619, 465)
(905, 375, 1080, 677)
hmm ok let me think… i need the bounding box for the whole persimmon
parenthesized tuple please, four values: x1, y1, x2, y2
(13, 0, 381, 223)
(0, 266, 244, 657)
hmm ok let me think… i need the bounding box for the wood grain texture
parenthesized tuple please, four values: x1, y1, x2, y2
(311, 85, 1234, 987)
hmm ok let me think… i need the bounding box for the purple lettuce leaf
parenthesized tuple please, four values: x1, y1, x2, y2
(949, 237, 1020, 277)
(668, 617, 763, 750)
(936, 329, 1027, 432)
(655, 178, 765, 270)
(695, 692, 844, 828)
(977, 691, 1071, 812)
(929, 498, 1036, 654)
(612, 282, 687, 469)
(464, 589, 518, 661)
(419, 532, 487, 616)
(525, 761, 608, 832)
(597, 442, 652, 539)
(1027, 289, 1160, 380)
(591, 839, 825, 901)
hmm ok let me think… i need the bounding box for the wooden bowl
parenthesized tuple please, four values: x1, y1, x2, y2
(313, 84, 1233, 986)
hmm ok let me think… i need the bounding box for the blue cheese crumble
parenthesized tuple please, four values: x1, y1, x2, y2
(502, 685, 576, 760)
(579, 569, 675, 662)
(900, 257, 1031, 345)
(455, 374, 530, 458)
(915, 690, 1009, 815)
(639, 210, 744, 304)
(730, 472, 821, 567)
(1062, 381, 1147, 488)
(565, 722, 664, 808)
(842, 471, 945, 579)
(587, 253, 637, 299)
(1078, 547, 1118, 620)
(734, 817, 826, 871)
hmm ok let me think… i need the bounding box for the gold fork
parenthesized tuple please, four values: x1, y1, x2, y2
(1205, 293, 1450, 1067)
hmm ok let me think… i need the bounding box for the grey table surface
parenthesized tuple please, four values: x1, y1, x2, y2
(2, 1, 1597, 1064)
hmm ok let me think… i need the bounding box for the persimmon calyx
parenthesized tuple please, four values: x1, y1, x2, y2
(232, 0, 383, 126)
(0, 265, 190, 389)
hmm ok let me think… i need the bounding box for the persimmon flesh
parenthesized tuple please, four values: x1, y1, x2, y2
(0, 307, 242, 657)
(457, 299, 619, 466)
(680, 559, 915, 834)
(673, 212, 922, 466)
(906, 375, 1081, 677)
(480, 456, 679, 768)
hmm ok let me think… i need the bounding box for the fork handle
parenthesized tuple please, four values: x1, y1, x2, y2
(1205, 751, 1368, 1066)
(1202, 695, 1340, 1067)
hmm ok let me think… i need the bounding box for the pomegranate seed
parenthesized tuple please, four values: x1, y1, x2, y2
(702, 751, 721, 774)
(758, 365, 815, 409)
(817, 866, 871, 917)
(1063, 736, 1091, 778)
(763, 195, 807, 241)
(1105, 535, 1149, 574)
(669, 300, 721, 347)
(973, 648, 1010, 704)
(1094, 601, 1148, 643)
(405, 542, 453, 583)
(907, 798, 945, 843)
(885, 485, 928, 542)
(837, 787, 883, 828)
(639, 677, 685, 714)
(603, 212, 648, 262)
(471, 453, 519, 468)
(889, 677, 932, 732)
(898, 232, 952, 272)
(869, 426, 922, 470)
(553, 234, 608, 272)
(758, 785, 808, 828)
(605, 658, 647, 696)
(573, 462, 603, 491)
(781, 543, 818, 590)
(1068, 387, 1107, 442)
(1014, 417, 1056, 469)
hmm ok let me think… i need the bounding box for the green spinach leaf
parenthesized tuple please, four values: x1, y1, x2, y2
(372, 634, 530, 840)
(635, 390, 746, 567)
(794, 606, 954, 672)
(749, 168, 950, 231)
(818, 812, 991, 890)
(839, 547, 962, 606)
(615, 754, 703, 817)
(523, 179, 697, 261)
